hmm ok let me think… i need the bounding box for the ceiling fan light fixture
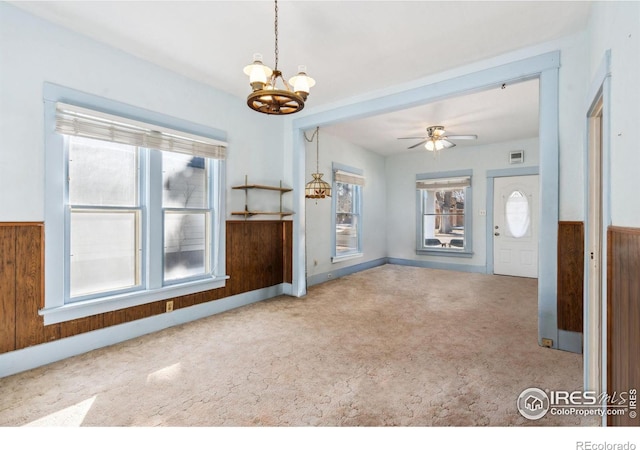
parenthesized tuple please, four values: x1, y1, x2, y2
(402, 125, 473, 151)
(425, 139, 448, 151)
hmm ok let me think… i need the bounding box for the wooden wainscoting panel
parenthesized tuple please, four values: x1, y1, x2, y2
(607, 226, 640, 426)
(14, 225, 45, 349)
(59, 316, 104, 339)
(0, 227, 17, 353)
(226, 221, 285, 295)
(283, 220, 293, 284)
(1, 220, 293, 355)
(557, 221, 584, 333)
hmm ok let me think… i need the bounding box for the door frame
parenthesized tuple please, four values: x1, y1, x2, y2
(584, 50, 612, 402)
(289, 51, 561, 350)
(486, 167, 540, 276)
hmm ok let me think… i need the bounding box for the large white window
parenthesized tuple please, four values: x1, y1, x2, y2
(416, 171, 473, 256)
(332, 165, 365, 262)
(43, 92, 227, 323)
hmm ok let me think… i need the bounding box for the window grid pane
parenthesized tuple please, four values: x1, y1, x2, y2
(162, 152, 208, 209)
(164, 211, 209, 282)
(421, 187, 466, 250)
(68, 136, 138, 207)
(336, 213, 359, 254)
(335, 180, 361, 256)
(336, 182, 356, 214)
(70, 209, 141, 298)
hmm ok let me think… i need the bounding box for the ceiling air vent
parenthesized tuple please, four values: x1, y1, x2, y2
(509, 150, 524, 164)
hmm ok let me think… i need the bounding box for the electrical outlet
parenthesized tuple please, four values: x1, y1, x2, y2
(166, 300, 174, 313)
(541, 338, 553, 348)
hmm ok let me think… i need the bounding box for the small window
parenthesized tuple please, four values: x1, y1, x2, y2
(416, 173, 472, 256)
(505, 190, 531, 238)
(332, 166, 365, 261)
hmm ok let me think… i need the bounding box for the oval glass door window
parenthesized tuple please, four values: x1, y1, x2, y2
(505, 190, 530, 238)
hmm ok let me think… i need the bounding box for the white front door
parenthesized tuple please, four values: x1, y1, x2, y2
(493, 175, 539, 278)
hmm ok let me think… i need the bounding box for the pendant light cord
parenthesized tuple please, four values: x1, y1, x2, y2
(274, 0, 279, 71)
(303, 127, 321, 172)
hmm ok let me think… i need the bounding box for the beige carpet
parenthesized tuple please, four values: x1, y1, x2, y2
(0, 264, 598, 427)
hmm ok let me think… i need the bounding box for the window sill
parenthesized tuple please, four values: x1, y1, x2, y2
(416, 249, 474, 258)
(40, 275, 229, 325)
(332, 252, 363, 263)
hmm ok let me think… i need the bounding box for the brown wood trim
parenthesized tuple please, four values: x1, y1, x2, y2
(15, 226, 45, 348)
(283, 221, 293, 284)
(0, 227, 17, 353)
(608, 225, 640, 235)
(557, 221, 584, 333)
(607, 225, 640, 426)
(0, 222, 44, 227)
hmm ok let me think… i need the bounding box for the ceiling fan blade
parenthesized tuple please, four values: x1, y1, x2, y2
(441, 139, 456, 149)
(407, 140, 428, 149)
(397, 137, 428, 140)
(442, 134, 477, 140)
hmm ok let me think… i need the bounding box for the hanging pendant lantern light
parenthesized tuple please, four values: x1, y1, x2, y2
(305, 127, 331, 199)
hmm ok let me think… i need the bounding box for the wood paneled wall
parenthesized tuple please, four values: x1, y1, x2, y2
(0, 224, 44, 353)
(607, 226, 640, 426)
(0, 220, 293, 355)
(557, 221, 584, 333)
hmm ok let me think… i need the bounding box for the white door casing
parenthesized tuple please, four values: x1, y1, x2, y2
(493, 175, 539, 278)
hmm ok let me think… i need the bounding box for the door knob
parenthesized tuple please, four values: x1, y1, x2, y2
(494, 232, 500, 236)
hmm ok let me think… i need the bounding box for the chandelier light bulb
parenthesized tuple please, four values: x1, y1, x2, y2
(243, 53, 273, 91)
(289, 65, 316, 100)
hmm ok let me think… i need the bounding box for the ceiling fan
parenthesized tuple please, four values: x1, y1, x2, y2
(398, 125, 477, 151)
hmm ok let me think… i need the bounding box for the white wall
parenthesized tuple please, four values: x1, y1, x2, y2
(305, 131, 387, 279)
(557, 32, 590, 221)
(385, 138, 540, 269)
(587, 1, 640, 228)
(0, 2, 285, 222)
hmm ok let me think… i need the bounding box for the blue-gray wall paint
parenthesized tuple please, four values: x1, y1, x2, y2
(307, 258, 388, 287)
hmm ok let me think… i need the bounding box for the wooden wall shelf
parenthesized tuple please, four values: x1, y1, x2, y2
(231, 175, 294, 219)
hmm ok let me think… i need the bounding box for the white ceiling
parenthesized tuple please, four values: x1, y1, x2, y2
(10, 1, 592, 155)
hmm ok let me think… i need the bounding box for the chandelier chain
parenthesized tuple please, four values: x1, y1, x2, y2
(316, 127, 320, 171)
(274, 0, 279, 70)
(303, 127, 321, 171)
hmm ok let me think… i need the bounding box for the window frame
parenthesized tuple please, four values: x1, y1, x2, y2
(416, 170, 473, 257)
(42, 83, 228, 325)
(331, 163, 364, 263)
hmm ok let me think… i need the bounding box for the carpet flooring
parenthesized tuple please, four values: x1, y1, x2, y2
(0, 264, 598, 427)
